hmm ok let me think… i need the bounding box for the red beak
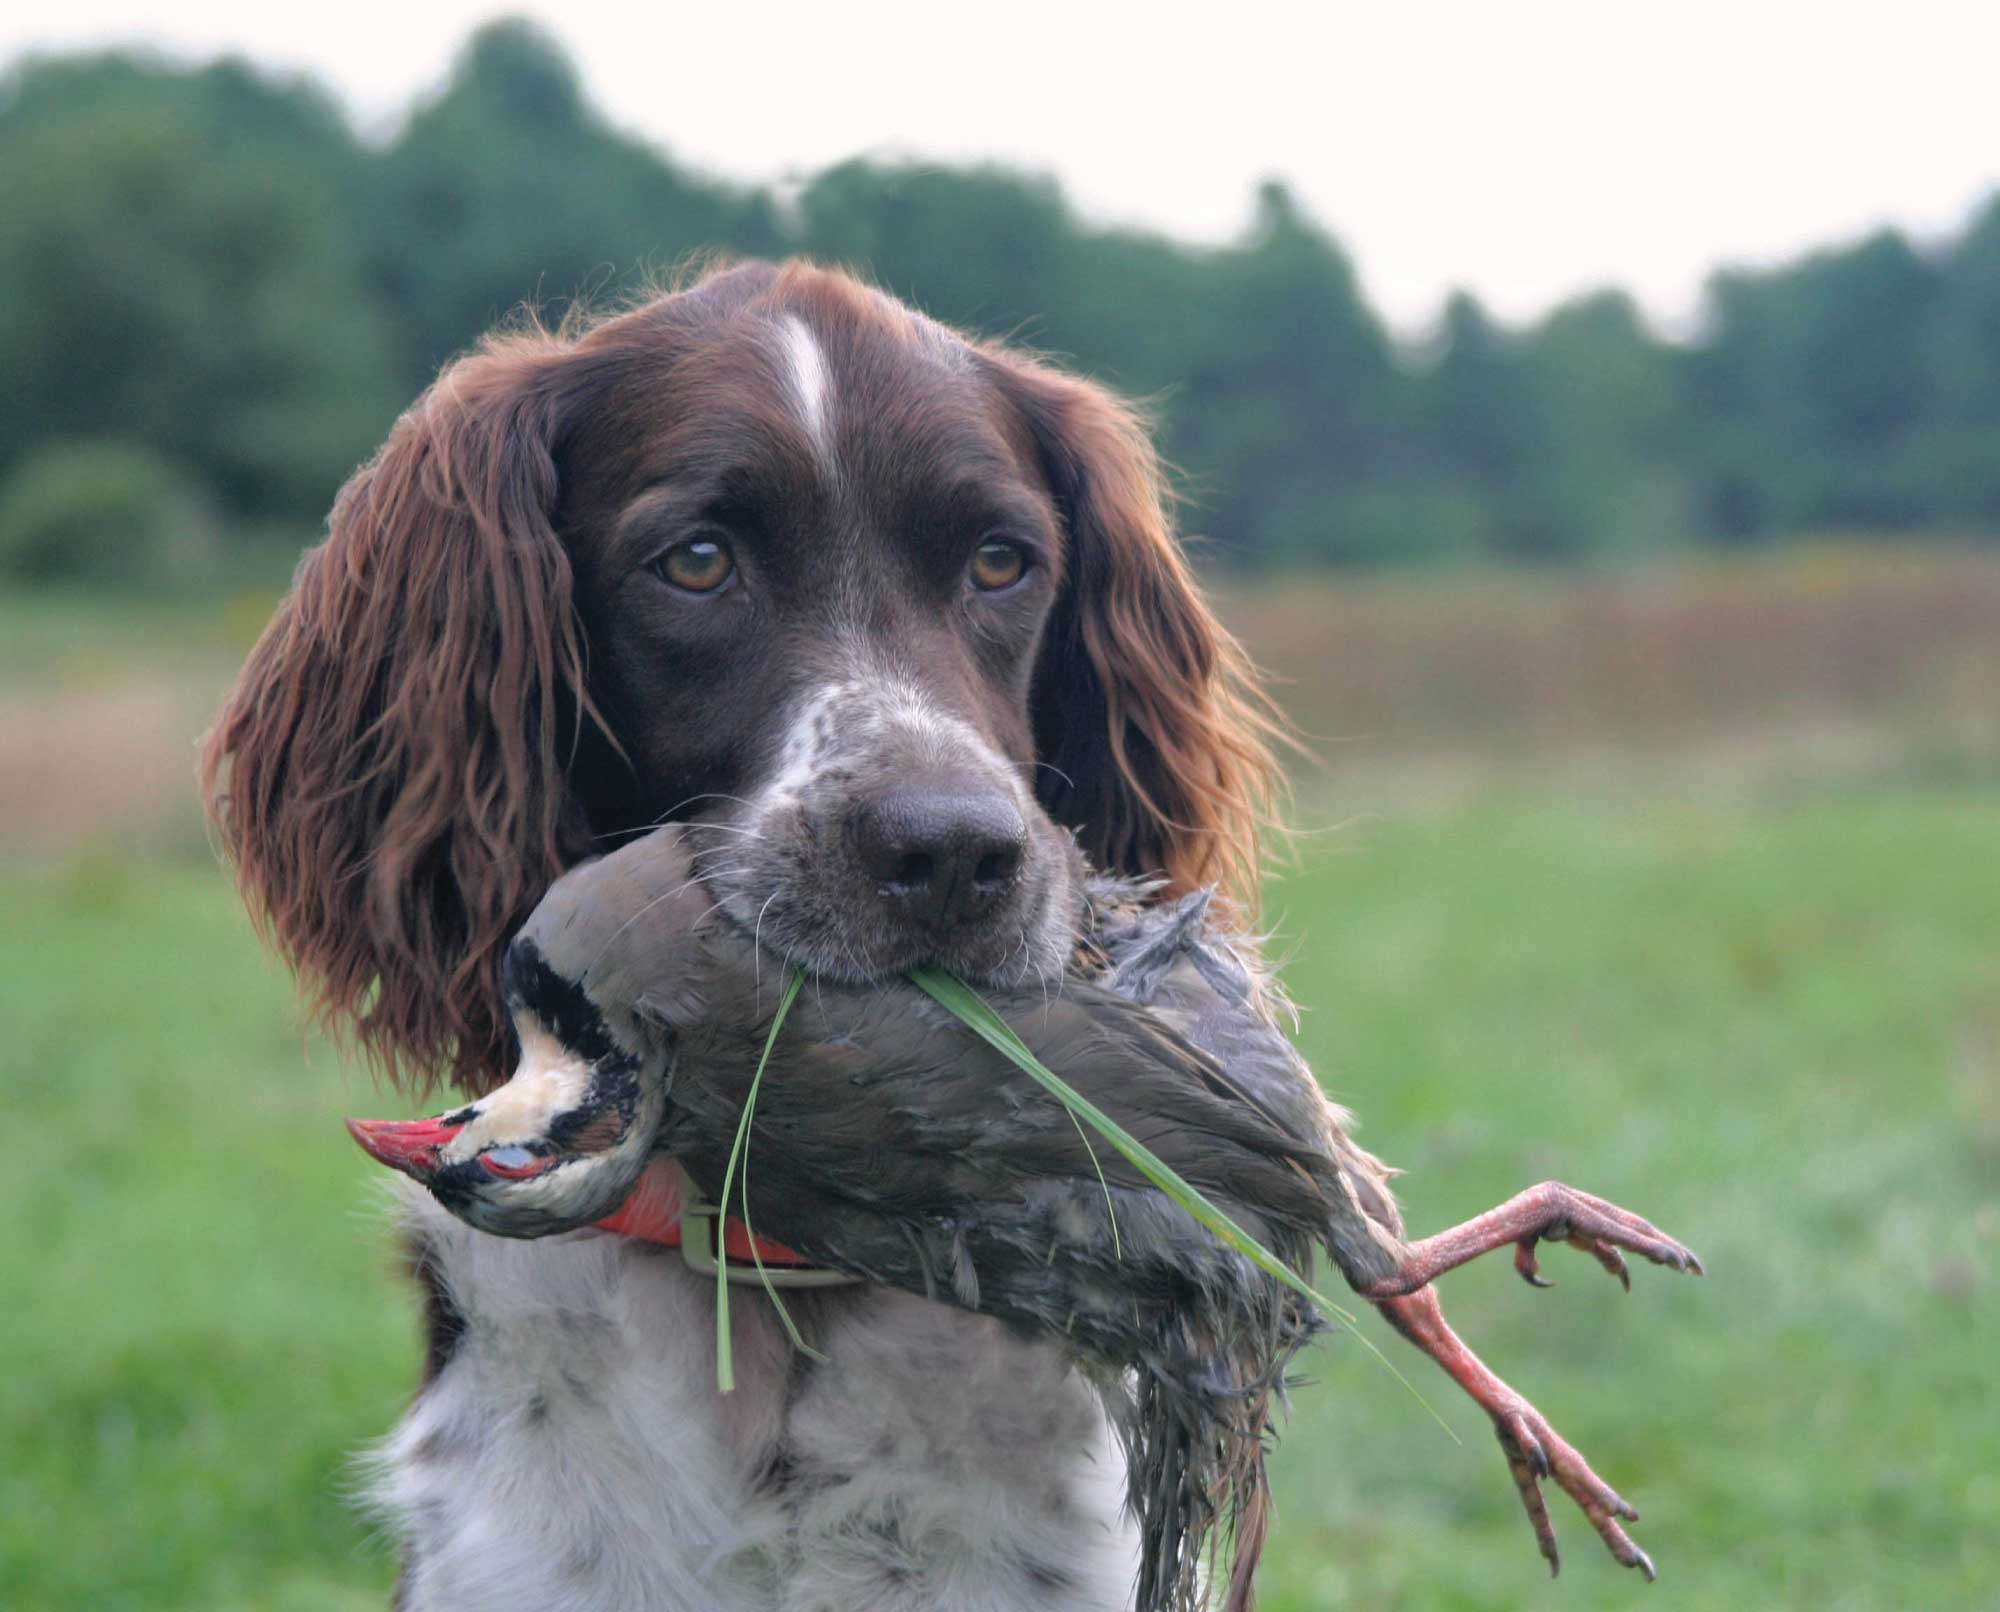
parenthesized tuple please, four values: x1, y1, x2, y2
(346, 1116, 466, 1179)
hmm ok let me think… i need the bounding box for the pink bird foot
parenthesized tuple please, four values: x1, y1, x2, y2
(1363, 1182, 1702, 1577)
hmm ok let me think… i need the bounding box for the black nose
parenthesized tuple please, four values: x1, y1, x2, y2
(850, 775, 1028, 931)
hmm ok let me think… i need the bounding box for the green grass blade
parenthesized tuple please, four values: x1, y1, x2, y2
(715, 968, 804, 1393)
(907, 965, 1453, 1437)
(738, 1065, 829, 1365)
(736, 1120, 828, 1376)
(909, 966, 1353, 1318)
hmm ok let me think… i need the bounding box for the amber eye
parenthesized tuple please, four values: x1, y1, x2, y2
(969, 539, 1029, 592)
(653, 539, 735, 594)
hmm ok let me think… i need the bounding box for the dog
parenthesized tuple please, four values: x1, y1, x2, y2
(202, 259, 1285, 1611)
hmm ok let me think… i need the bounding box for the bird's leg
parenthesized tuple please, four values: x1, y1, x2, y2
(1356, 1183, 1701, 1578)
(1365, 1180, 1703, 1298)
(1373, 1285, 1656, 1580)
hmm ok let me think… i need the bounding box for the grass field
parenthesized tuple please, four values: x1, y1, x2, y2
(4, 563, 1997, 1609)
(5, 785, 1996, 1610)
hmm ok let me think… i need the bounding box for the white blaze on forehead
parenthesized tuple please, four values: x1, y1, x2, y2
(776, 314, 835, 462)
(447, 1022, 593, 1160)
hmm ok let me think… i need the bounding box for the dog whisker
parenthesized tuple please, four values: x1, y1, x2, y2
(657, 792, 757, 820)
(591, 794, 763, 843)
(680, 821, 765, 841)
(578, 863, 748, 983)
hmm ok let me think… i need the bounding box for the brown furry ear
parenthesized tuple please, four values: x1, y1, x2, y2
(991, 355, 1289, 912)
(201, 330, 598, 1098)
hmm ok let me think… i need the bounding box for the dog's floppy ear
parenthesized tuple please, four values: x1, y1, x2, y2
(990, 354, 1288, 912)
(202, 330, 602, 1098)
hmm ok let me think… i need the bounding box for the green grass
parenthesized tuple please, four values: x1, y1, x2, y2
(0, 584, 282, 683)
(0, 859, 409, 1611)
(1257, 787, 2000, 1610)
(5, 786, 1997, 1609)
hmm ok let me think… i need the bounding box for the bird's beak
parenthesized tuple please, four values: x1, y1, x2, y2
(345, 1115, 465, 1179)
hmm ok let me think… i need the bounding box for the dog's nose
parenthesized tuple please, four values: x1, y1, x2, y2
(850, 776, 1027, 931)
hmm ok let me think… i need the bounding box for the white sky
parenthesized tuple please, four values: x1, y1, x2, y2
(5, 1, 1997, 336)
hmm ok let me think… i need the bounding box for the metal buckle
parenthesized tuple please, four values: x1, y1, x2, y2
(679, 1197, 864, 1288)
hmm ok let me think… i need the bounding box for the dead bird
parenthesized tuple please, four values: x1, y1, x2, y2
(351, 825, 1702, 1607)
(352, 831, 1347, 1608)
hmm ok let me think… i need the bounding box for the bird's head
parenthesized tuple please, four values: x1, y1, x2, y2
(346, 1005, 668, 1237)
(347, 829, 723, 1235)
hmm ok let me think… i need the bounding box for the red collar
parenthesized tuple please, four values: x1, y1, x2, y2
(595, 1160, 858, 1286)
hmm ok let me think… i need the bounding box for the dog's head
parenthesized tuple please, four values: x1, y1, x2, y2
(203, 260, 1282, 1096)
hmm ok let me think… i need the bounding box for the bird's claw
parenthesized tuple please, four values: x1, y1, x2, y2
(1493, 1399, 1655, 1582)
(1512, 1239, 1557, 1287)
(1370, 1178, 1702, 1583)
(1483, 1188, 1693, 1576)
(1372, 1180, 1704, 1303)
(1514, 1229, 1633, 1290)
(1506, 1185, 1702, 1293)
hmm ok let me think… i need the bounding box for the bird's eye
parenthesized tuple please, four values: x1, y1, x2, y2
(969, 538, 1030, 592)
(651, 539, 736, 595)
(479, 1145, 554, 1180)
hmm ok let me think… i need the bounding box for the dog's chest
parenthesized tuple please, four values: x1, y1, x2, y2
(375, 1186, 1137, 1612)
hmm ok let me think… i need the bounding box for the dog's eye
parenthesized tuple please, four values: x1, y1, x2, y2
(652, 539, 736, 595)
(479, 1145, 554, 1180)
(968, 539, 1029, 592)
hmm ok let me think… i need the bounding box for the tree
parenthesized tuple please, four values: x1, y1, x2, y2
(0, 54, 399, 523)
(4, 25, 1999, 571)
(364, 19, 781, 392)
(1170, 182, 1405, 565)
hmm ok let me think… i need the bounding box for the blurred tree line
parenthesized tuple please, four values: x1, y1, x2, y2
(3, 18, 1997, 584)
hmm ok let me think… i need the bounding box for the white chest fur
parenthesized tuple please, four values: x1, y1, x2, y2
(372, 1184, 1139, 1611)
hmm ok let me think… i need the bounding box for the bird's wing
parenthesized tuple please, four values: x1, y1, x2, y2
(1091, 886, 1408, 1278)
(666, 977, 1323, 1218)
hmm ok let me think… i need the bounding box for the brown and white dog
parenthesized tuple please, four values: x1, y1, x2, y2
(203, 260, 1285, 1611)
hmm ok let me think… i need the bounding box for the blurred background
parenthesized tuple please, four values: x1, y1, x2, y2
(2, 7, 1995, 1609)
